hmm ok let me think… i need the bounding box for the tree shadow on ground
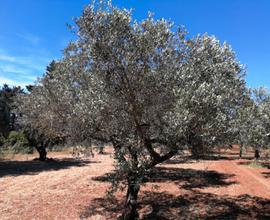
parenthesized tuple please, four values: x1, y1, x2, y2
(85, 167, 238, 218)
(80, 196, 124, 219)
(165, 153, 253, 163)
(0, 158, 97, 177)
(148, 167, 236, 189)
(261, 161, 270, 169)
(197, 153, 254, 161)
(262, 172, 270, 178)
(141, 191, 270, 220)
(80, 191, 270, 220)
(94, 166, 236, 190)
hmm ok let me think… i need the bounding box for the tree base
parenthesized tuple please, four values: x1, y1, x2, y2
(120, 183, 140, 220)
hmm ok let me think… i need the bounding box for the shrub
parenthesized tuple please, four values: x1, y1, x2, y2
(6, 131, 33, 154)
(0, 134, 6, 146)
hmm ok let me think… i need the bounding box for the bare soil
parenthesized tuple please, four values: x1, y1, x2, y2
(0, 147, 269, 220)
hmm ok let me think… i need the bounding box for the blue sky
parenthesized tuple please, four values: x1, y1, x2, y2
(0, 0, 269, 88)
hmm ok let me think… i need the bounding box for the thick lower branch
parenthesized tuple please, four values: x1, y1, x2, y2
(110, 136, 127, 164)
(146, 149, 177, 169)
(144, 138, 161, 161)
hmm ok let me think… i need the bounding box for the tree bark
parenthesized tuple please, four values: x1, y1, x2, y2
(121, 182, 140, 220)
(188, 133, 206, 159)
(98, 145, 104, 154)
(190, 140, 205, 159)
(254, 149, 260, 160)
(239, 145, 243, 158)
(35, 143, 47, 161)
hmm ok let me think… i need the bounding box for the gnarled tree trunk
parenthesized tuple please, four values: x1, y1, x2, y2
(121, 181, 140, 220)
(190, 136, 205, 159)
(239, 144, 243, 158)
(98, 145, 104, 154)
(35, 142, 47, 161)
(254, 149, 260, 160)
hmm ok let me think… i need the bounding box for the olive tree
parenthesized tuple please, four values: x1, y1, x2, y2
(0, 84, 24, 135)
(173, 36, 247, 158)
(233, 87, 270, 159)
(19, 1, 249, 219)
(250, 87, 270, 159)
(17, 61, 67, 160)
(232, 92, 255, 158)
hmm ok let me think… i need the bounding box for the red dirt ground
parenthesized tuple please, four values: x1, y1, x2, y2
(0, 147, 269, 219)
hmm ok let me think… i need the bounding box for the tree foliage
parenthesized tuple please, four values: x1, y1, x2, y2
(5, 131, 33, 154)
(232, 87, 270, 158)
(0, 84, 24, 135)
(16, 61, 66, 160)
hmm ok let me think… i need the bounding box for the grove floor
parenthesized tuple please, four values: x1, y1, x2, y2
(0, 147, 269, 219)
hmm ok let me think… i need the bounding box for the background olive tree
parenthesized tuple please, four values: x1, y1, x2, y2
(250, 88, 270, 159)
(0, 84, 24, 135)
(17, 61, 67, 160)
(18, 1, 250, 219)
(0, 84, 29, 154)
(232, 87, 270, 159)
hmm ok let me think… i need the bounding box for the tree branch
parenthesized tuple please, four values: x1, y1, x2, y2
(146, 149, 178, 169)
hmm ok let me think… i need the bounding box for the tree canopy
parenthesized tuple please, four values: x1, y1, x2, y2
(0, 84, 24, 135)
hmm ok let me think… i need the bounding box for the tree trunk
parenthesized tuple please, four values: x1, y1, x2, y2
(191, 146, 201, 158)
(98, 145, 104, 154)
(239, 145, 243, 158)
(35, 144, 47, 161)
(254, 149, 260, 160)
(191, 141, 205, 159)
(121, 182, 140, 220)
(188, 133, 206, 159)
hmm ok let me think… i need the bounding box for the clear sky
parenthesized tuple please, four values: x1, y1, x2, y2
(0, 0, 269, 88)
